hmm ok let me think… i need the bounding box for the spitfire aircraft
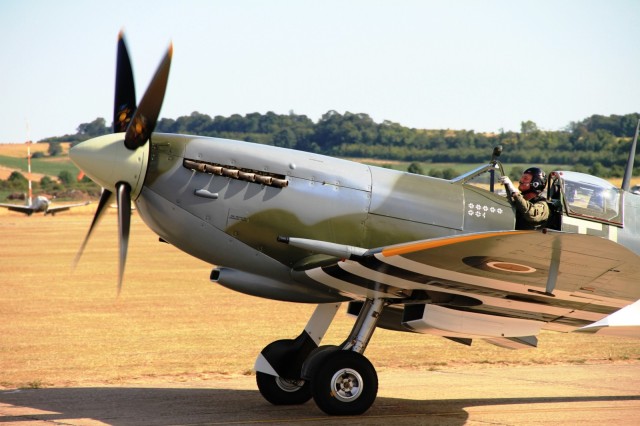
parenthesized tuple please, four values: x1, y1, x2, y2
(0, 143, 90, 215)
(0, 195, 89, 216)
(70, 33, 640, 416)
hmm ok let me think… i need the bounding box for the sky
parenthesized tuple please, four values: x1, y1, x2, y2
(2, 0, 640, 142)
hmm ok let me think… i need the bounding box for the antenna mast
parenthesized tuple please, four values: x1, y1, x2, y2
(26, 122, 33, 206)
(621, 118, 639, 191)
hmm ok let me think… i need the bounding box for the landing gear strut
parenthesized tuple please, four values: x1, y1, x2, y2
(254, 303, 340, 406)
(255, 298, 386, 415)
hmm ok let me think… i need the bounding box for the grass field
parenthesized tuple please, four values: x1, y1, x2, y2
(1, 208, 639, 390)
(0, 142, 75, 180)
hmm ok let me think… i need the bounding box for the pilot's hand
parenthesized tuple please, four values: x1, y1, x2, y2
(500, 175, 518, 195)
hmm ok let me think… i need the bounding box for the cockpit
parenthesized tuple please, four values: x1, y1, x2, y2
(548, 171, 623, 226)
(453, 160, 625, 230)
(451, 148, 629, 232)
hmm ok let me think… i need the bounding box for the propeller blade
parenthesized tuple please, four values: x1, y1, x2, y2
(74, 33, 169, 293)
(73, 188, 113, 269)
(124, 43, 173, 150)
(114, 31, 137, 133)
(116, 182, 132, 295)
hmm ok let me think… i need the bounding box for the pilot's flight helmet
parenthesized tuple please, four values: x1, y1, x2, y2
(522, 167, 547, 192)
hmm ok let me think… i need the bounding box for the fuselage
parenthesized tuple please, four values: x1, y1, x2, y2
(1, 196, 49, 215)
(31, 196, 50, 212)
(71, 132, 639, 305)
(135, 134, 513, 270)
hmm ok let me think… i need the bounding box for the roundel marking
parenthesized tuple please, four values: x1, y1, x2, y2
(485, 261, 537, 274)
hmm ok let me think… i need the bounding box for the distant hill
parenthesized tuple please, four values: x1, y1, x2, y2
(0, 142, 100, 203)
(0, 142, 74, 180)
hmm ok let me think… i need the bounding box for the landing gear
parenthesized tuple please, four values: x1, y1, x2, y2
(254, 303, 340, 406)
(254, 298, 387, 415)
(310, 350, 378, 415)
(256, 371, 311, 405)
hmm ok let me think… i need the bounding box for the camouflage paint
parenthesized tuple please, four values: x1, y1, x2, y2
(141, 133, 516, 271)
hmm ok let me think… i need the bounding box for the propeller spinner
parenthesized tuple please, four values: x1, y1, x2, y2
(71, 32, 172, 294)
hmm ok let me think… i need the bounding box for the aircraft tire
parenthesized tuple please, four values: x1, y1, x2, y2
(255, 371, 312, 405)
(311, 350, 378, 415)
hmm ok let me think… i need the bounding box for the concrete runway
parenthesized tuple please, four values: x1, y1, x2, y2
(1, 363, 639, 425)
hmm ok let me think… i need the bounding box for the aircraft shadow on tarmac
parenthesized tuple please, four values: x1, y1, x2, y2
(2, 387, 640, 425)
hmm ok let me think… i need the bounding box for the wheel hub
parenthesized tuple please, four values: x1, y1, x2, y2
(275, 377, 305, 393)
(331, 368, 363, 402)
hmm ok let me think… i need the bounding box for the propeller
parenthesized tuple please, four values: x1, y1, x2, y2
(72, 32, 172, 294)
(116, 182, 132, 293)
(114, 31, 137, 133)
(125, 43, 172, 150)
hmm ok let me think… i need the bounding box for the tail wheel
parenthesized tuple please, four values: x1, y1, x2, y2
(311, 350, 378, 415)
(256, 372, 312, 405)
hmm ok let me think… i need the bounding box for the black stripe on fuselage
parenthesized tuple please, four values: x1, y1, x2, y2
(321, 262, 594, 326)
(321, 257, 618, 317)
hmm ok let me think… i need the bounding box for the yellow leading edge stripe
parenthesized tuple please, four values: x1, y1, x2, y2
(381, 230, 534, 257)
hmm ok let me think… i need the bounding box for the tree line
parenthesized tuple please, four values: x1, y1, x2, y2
(42, 111, 640, 178)
(0, 168, 99, 200)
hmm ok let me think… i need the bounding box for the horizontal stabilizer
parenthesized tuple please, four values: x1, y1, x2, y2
(577, 299, 640, 338)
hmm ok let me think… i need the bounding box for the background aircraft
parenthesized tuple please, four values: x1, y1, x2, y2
(0, 141, 89, 215)
(0, 195, 89, 216)
(70, 33, 640, 416)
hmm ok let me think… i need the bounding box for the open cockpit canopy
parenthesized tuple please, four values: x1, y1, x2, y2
(549, 171, 623, 226)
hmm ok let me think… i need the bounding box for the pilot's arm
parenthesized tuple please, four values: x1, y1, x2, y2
(500, 175, 517, 195)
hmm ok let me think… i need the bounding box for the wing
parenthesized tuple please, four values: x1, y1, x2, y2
(46, 201, 91, 214)
(0, 203, 35, 215)
(296, 230, 640, 342)
(577, 299, 640, 337)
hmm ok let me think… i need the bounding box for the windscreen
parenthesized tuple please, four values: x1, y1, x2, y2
(557, 171, 623, 224)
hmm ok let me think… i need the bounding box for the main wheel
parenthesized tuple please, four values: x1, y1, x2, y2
(310, 350, 378, 415)
(256, 371, 312, 405)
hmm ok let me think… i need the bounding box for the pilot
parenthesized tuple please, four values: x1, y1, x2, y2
(500, 167, 550, 230)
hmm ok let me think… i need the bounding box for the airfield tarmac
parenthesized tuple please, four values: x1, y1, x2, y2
(1, 209, 639, 425)
(2, 363, 640, 425)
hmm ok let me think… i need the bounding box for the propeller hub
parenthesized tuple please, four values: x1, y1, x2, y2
(70, 133, 149, 198)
